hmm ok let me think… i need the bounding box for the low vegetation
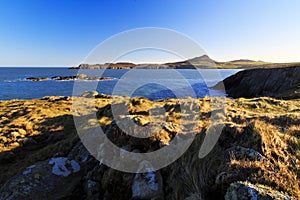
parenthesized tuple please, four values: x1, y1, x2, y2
(0, 95, 299, 199)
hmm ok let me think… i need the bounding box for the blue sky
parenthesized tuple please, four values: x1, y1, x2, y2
(0, 0, 300, 66)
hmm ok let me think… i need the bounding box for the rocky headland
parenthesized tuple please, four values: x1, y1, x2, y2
(69, 55, 300, 70)
(215, 65, 300, 99)
(0, 66, 299, 199)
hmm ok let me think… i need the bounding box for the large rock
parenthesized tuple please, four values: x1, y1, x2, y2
(81, 90, 99, 98)
(225, 181, 295, 200)
(0, 157, 82, 200)
(215, 66, 300, 99)
(132, 161, 164, 200)
(225, 146, 265, 162)
(26, 77, 50, 81)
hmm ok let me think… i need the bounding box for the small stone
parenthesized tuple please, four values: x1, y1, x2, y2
(0, 136, 7, 143)
(133, 116, 150, 126)
(77, 74, 87, 79)
(18, 129, 27, 135)
(10, 131, 20, 139)
(10, 142, 20, 148)
(25, 123, 33, 131)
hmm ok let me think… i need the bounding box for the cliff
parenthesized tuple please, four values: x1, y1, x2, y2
(215, 66, 300, 99)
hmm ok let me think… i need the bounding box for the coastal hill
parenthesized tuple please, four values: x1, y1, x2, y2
(69, 55, 300, 69)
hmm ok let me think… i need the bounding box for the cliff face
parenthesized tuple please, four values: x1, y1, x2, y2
(217, 66, 300, 99)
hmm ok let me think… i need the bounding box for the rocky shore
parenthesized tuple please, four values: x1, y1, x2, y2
(0, 94, 299, 199)
(214, 66, 300, 99)
(26, 74, 115, 82)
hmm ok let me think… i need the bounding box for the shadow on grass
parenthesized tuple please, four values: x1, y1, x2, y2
(0, 114, 79, 186)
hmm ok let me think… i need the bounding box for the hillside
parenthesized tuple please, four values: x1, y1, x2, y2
(70, 55, 300, 70)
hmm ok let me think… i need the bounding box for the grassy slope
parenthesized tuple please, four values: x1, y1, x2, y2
(0, 95, 299, 198)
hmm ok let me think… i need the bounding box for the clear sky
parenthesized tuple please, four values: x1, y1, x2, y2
(0, 0, 300, 66)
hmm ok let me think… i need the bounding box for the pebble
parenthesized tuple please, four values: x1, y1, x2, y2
(25, 123, 33, 131)
(0, 136, 7, 143)
(10, 131, 20, 139)
(18, 129, 27, 135)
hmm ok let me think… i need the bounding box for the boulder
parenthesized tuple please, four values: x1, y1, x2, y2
(0, 157, 83, 200)
(132, 161, 164, 200)
(225, 146, 265, 162)
(81, 91, 99, 98)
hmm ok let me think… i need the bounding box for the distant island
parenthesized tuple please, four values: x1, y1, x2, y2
(26, 74, 114, 82)
(69, 55, 300, 70)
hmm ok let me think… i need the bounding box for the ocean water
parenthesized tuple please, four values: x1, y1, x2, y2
(0, 68, 241, 100)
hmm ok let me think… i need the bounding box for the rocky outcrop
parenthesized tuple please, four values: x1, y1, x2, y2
(26, 74, 114, 81)
(215, 66, 300, 99)
(225, 146, 265, 162)
(26, 77, 50, 81)
(132, 161, 164, 200)
(80, 90, 99, 98)
(0, 157, 82, 199)
(225, 182, 295, 200)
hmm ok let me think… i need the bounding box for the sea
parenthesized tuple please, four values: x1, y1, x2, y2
(0, 68, 241, 100)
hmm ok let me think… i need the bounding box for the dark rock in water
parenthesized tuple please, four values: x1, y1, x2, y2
(214, 66, 300, 99)
(51, 74, 114, 81)
(51, 75, 78, 80)
(225, 146, 265, 162)
(0, 157, 82, 200)
(27, 74, 114, 82)
(26, 77, 50, 81)
(225, 182, 294, 200)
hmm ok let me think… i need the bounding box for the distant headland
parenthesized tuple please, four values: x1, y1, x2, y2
(69, 55, 300, 70)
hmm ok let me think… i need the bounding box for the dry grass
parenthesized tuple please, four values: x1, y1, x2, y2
(0, 95, 299, 199)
